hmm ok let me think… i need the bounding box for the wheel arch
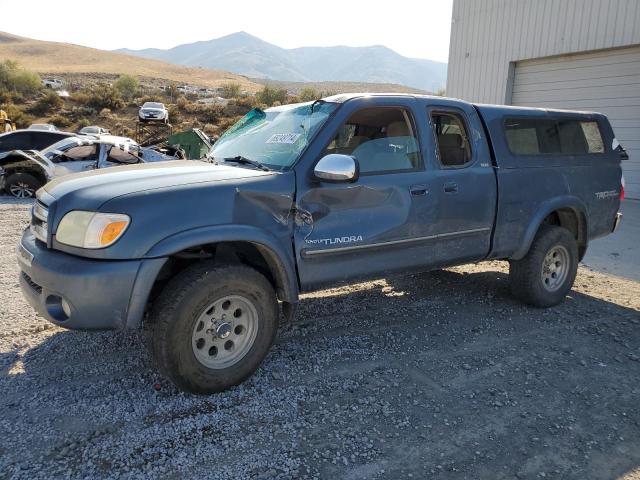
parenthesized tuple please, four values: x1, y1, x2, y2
(126, 225, 299, 329)
(511, 197, 588, 261)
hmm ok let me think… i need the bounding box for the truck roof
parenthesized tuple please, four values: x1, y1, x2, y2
(322, 93, 603, 117)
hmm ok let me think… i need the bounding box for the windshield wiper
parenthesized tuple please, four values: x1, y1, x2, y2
(222, 156, 271, 171)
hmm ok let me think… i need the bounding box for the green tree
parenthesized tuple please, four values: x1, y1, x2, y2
(221, 82, 241, 99)
(256, 85, 287, 107)
(30, 90, 63, 115)
(299, 87, 321, 102)
(0, 60, 41, 95)
(114, 74, 139, 100)
(87, 84, 125, 111)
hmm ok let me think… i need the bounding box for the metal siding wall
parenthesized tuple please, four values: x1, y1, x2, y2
(447, 0, 640, 103)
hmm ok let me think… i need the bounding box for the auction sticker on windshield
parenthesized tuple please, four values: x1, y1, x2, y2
(266, 133, 301, 144)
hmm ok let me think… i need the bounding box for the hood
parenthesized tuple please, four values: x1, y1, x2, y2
(44, 160, 272, 200)
(43, 160, 296, 260)
(141, 108, 165, 112)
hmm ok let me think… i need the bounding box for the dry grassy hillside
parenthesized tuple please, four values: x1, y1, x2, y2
(0, 32, 260, 92)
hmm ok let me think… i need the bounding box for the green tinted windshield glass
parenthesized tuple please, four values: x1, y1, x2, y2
(210, 102, 337, 170)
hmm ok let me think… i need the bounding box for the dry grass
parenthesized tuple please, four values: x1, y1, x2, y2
(0, 31, 260, 92)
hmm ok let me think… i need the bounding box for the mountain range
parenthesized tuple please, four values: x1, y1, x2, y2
(117, 32, 447, 92)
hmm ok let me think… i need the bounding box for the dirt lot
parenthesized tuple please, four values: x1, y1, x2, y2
(0, 197, 639, 480)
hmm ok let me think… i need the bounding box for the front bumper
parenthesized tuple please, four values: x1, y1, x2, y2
(18, 229, 161, 330)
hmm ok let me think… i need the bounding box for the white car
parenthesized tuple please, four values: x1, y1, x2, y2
(138, 102, 169, 123)
(28, 124, 58, 132)
(42, 78, 64, 90)
(78, 126, 110, 135)
(0, 136, 178, 197)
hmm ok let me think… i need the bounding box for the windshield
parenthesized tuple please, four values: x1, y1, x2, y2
(209, 101, 338, 170)
(40, 138, 82, 158)
(143, 102, 163, 109)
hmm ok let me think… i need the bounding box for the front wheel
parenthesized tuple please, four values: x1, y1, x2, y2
(5, 172, 42, 198)
(148, 263, 278, 394)
(509, 225, 578, 307)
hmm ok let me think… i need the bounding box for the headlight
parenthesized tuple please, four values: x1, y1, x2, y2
(56, 211, 130, 249)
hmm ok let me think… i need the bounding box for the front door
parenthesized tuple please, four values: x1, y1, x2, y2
(294, 99, 442, 290)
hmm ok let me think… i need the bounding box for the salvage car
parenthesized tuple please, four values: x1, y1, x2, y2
(17, 94, 625, 393)
(78, 125, 110, 135)
(1, 135, 175, 197)
(0, 129, 75, 160)
(138, 102, 169, 123)
(28, 124, 58, 132)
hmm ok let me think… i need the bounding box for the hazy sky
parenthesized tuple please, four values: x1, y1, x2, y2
(0, 0, 453, 62)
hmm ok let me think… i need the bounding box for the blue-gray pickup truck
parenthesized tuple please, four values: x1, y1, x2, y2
(17, 94, 625, 393)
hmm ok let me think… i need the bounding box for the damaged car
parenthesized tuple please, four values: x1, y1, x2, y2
(0, 136, 178, 197)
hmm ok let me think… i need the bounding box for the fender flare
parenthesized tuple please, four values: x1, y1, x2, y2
(511, 196, 588, 260)
(144, 224, 299, 304)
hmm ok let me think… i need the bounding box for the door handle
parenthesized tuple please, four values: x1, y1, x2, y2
(410, 184, 429, 196)
(444, 182, 458, 193)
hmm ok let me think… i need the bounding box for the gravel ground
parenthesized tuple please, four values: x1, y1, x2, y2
(0, 197, 639, 480)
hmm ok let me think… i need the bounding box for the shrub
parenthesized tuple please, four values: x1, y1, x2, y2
(199, 104, 225, 124)
(435, 87, 446, 96)
(0, 60, 41, 96)
(99, 108, 112, 118)
(220, 82, 241, 99)
(87, 84, 124, 111)
(299, 87, 321, 102)
(30, 91, 63, 115)
(3, 104, 34, 129)
(256, 85, 286, 107)
(49, 114, 71, 129)
(167, 104, 181, 124)
(114, 74, 139, 101)
(76, 117, 91, 129)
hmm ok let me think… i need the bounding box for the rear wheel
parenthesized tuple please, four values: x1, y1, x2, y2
(509, 225, 578, 307)
(5, 173, 42, 198)
(148, 262, 278, 394)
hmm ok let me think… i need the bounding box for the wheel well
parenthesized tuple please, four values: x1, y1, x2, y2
(543, 208, 587, 260)
(147, 241, 289, 309)
(4, 167, 47, 186)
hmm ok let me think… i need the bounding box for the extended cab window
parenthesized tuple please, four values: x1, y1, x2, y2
(431, 112, 472, 167)
(505, 118, 604, 155)
(324, 107, 420, 174)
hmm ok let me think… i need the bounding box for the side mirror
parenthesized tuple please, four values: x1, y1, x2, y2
(314, 154, 359, 183)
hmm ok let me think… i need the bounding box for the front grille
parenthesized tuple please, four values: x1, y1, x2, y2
(30, 200, 49, 244)
(22, 272, 42, 294)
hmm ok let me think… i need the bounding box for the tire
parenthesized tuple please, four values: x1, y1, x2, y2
(148, 262, 278, 394)
(5, 172, 42, 198)
(509, 225, 578, 307)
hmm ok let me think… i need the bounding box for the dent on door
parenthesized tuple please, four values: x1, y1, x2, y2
(296, 183, 411, 254)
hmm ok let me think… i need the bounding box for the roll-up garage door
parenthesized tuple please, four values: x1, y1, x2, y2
(511, 46, 640, 199)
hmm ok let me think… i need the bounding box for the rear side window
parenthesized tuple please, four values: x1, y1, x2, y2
(431, 112, 472, 167)
(505, 118, 604, 155)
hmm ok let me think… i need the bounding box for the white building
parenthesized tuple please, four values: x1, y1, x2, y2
(446, 0, 640, 198)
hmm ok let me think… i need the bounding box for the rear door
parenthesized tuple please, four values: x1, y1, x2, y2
(425, 101, 497, 265)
